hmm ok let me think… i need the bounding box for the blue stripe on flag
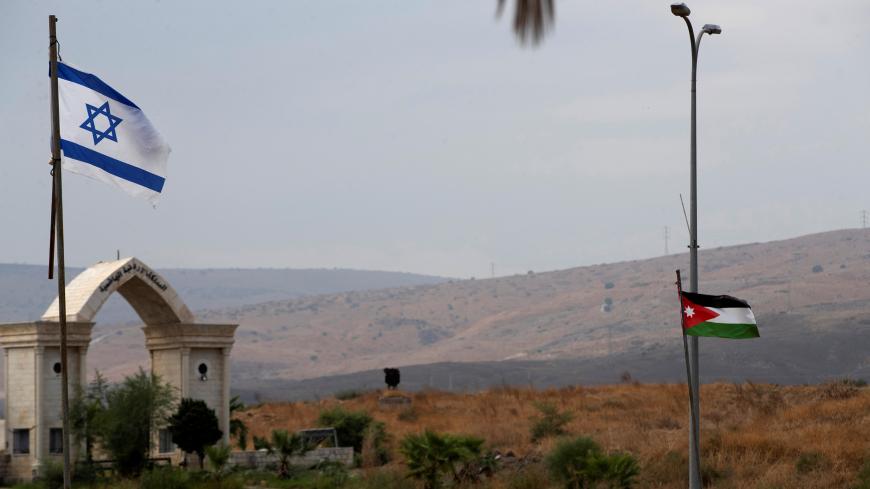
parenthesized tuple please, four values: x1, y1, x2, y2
(56, 63, 140, 110)
(60, 139, 165, 193)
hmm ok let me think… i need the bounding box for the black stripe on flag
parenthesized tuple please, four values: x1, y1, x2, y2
(681, 291, 750, 309)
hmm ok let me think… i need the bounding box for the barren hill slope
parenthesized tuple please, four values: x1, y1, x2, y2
(179, 228, 870, 385)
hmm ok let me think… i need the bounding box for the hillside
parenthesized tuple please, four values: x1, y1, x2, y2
(238, 383, 870, 488)
(199, 228, 870, 389)
(5, 228, 870, 390)
(0, 264, 448, 323)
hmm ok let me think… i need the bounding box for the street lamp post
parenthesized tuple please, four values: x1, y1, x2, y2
(671, 3, 721, 489)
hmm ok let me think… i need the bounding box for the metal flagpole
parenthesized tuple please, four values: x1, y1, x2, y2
(675, 270, 702, 484)
(49, 14, 73, 489)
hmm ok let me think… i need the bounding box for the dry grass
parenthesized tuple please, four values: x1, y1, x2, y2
(237, 382, 870, 488)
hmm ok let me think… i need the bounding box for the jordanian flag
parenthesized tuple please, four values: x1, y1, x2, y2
(680, 292, 759, 339)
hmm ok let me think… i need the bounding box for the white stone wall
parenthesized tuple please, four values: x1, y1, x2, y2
(41, 347, 81, 453)
(229, 447, 355, 469)
(152, 349, 183, 394)
(188, 349, 222, 413)
(5, 349, 35, 429)
(6, 348, 36, 480)
(5, 348, 35, 481)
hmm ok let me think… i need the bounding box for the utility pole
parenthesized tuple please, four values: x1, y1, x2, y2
(861, 210, 867, 229)
(490, 262, 495, 279)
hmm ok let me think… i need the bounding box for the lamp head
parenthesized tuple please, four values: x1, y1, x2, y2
(670, 3, 691, 17)
(702, 24, 722, 34)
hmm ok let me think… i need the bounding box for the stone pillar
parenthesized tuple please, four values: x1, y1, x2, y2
(221, 347, 231, 445)
(79, 347, 88, 390)
(32, 346, 44, 475)
(180, 347, 190, 399)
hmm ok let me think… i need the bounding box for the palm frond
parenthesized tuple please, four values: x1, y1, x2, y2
(497, 0, 555, 46)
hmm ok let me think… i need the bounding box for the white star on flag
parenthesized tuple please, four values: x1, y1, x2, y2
(684, 306, 695, 318)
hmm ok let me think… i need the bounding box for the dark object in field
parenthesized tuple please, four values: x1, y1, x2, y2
(384, 368, 400, 389)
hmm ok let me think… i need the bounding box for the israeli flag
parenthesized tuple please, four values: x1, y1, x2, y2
(56, 62, 170, 202)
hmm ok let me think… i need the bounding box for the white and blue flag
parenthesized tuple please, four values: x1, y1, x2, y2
(56, 62, 170, 202)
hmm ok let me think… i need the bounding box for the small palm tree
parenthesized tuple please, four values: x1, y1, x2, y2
(229, 395, 249, 450)
(496, 0, 555, 46)
(260, 430, 310, 479)
(400, 430, 484, 489)
(205, 443, 232, 479)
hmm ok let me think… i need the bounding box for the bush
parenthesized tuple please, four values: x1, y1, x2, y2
(96, 369, 175, 477)
(546, 437, 639, 489)
(258, 429, 311, 479)
(318, 407, 389, 463)
(37, 460, 64, 489)
(530, 401, 573, 442)
(812, 264, 823, 273)
(400, 430, 484, 489)
(206, 443, 233, 477)
(604, 282, 615, 289)
(139, 466, 192, 489)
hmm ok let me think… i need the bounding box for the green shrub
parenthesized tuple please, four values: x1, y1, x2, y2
(257, 429, 311, 479)
(318, 407, 389, 464)
(530, 401, 573, 442)
(400, 430, 484, 489)
(96, 369, 175, 477)
(139, 466, 192, 489)
(37, 460, 64, 489)
(546, 437, 639, 489)
(205, 443, 233, 477)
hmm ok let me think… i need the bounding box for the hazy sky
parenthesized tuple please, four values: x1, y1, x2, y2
(2, 1, 869, 278)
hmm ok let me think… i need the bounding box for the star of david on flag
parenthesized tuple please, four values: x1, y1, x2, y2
(79, 101, 122, 145)
(53, 62, 170, 202)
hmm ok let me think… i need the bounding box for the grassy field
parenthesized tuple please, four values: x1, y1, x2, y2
(239, 381, 870, 488)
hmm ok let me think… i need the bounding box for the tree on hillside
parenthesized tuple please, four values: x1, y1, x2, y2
(497, 0, 555, 46)
(167, 398, 223, 469)
(95, 369, 174, 476)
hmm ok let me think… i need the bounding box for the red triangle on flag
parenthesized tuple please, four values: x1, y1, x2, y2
(681, 296, 719, 329)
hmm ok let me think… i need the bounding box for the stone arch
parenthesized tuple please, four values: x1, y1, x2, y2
(0, 257, 237, 480)
(41, 257, 194, 325)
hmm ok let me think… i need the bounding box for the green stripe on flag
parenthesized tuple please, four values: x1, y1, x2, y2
(686, 322, 760, 339)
